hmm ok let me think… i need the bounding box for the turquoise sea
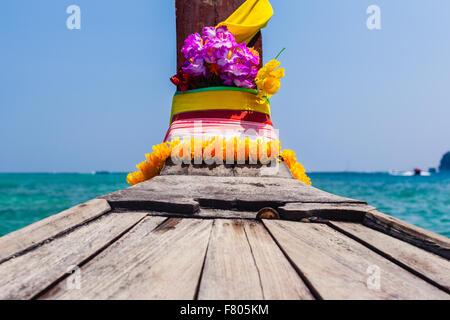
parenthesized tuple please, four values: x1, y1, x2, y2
(0, 173, 449, 237)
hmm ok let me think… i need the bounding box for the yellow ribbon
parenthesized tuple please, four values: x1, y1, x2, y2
(170, 88, 271, 123)
(217, 0, 274, 45)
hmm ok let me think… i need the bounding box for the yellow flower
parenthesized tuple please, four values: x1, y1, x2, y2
(281, 149, 312, 185)
(256, 59, 285, 99)
(126, 140, 180, 186)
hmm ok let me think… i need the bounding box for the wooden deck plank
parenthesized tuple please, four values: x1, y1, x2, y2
(0, 211, 148, 300)
(242, 220, 315, 300)
(198, 219, 264, 300)
(364, 210, 450, 259)
(44, 218, 212, 300)
(0, 199, 110, 264)
(279, 203, 376, 222)
(264, 220, 450, 300)
(145, 209, 258, 220)
(331, 222, 450, 292)
(130, 176, 364, 204)
(102, 175, 365, 212)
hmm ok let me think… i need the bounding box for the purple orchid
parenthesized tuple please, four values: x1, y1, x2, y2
(202, 27, 217, 40)
(180, 25, 260, 89)
(235, 43, 260, 66)
(181, 33, 203, 60)
(182, 55, 207, 77)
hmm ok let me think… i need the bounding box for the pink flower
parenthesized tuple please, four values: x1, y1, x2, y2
(182, 55, 207, 77)
(178, 25, 261, 89)
(181, 33, 203, 60)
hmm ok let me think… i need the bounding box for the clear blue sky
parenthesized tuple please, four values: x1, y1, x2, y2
(1, 0, 449, 172)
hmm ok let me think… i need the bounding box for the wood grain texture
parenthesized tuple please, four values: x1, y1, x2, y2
(331, 222, 450, 292)
(198, 219, 263, 300)
(146, 209, 258, 220)
(176, 0, 215, 69)
(0, 211, 148, 300)
(264, 220, 450, 300)
(279, 203, 376, 222)
(104, 190, 200, 214)
(242, 220, 314, 300)
(101, 175, 365, 213)
(0, 199, 110, 264)
(44, 218, 212, 300)
(364, 210, 450, 259)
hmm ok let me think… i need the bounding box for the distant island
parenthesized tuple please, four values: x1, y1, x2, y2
(439, 151, 450, 171)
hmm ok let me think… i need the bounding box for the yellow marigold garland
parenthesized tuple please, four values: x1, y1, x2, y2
(281, 149, 312, 185)
(127, 138, 311, 186)
(126, 139, 180, 185)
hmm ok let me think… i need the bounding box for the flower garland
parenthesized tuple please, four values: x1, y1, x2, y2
(281, 150, 311, 185)
(127, 138, 311, 186)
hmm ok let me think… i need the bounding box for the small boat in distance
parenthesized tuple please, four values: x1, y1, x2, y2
(91, 171, 111, 175)
(389, 168, 431, 176)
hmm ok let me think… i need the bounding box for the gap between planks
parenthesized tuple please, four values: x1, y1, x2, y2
(0, 199, 111, 265)
(263, 220, 449, 300)
(34, 215, 168, 300)
(0, 212, 160, 300)
(197, 219, 314, 300)
(328, 221, 450, 294)
(43, 218, 213, 300)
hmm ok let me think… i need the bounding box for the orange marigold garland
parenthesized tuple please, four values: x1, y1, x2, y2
(127, 138, 311, 186)
(281, 149, 312, 185)
(126, 139, 180, 185)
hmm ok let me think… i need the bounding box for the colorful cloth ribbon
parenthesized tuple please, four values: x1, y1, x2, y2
(217, 0, 274, 44)
(165, 87, 277, 142)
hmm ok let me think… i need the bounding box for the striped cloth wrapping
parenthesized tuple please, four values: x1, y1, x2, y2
(164, 88, 279, 142)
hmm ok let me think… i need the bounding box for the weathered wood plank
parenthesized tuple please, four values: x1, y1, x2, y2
(330, 222, 450, 293)
(133, 175, 364, 204)
(364, 210, 450, 260)
(264, 220, 450, 300)
(0, 199, 110, 264)
(279, 203, 376, 222)
(145, 209, 258, 220)
(242, 220, 314, 300)
(198, 219, 263, 300)
(0, 211, 149, 300)
(102, 175, 365, 213)
(44, 218, 213, 300)
(103, 189, 200, 213)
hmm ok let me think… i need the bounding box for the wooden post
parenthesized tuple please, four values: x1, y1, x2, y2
(175, 0, 263, 70)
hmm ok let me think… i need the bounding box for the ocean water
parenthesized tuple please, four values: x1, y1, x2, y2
(0, 172, 449, 237)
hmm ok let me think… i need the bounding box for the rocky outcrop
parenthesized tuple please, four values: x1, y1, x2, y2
(439, 152, 450, 171)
